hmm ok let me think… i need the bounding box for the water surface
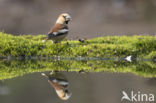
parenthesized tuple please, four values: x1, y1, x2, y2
(0, 72, 156, 103)
(0, 58, 156, 103)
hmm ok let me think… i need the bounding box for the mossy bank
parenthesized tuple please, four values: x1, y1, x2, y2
(0, 32, 156, 59)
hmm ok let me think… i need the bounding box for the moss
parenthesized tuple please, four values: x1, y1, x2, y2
(0, 32, 156, 59)
(0, 59, 155, 80)
(0, 32, 156, 80)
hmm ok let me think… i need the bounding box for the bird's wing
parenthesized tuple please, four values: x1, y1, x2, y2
(48, 24, 68, 37)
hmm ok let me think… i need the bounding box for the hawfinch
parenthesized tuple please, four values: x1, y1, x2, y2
(42, 13, 72, 43)
(41, 72, 72, 100)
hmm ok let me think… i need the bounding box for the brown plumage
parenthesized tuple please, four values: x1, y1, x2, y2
(49, 24, 68, 34)
(42, 13, 72, 43)
(41, 72, 72, 100)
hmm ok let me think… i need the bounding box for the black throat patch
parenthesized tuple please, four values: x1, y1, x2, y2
(65, 21, 69, 24)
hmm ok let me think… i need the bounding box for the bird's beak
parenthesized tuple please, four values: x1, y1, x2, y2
(66, 18, 72, 21)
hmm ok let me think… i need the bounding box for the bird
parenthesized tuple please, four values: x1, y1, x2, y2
(42, 13, 72, 43)
(41, 72, 72, 100)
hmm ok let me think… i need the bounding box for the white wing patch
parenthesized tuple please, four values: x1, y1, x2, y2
(52, 29, 68, 36)
(53, 79, 58, 83)
(58, 81, 69, 86)
(59, 29, 68, 33)
(53, 32, 58, 35)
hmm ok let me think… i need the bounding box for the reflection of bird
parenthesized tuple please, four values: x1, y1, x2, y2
(121, 91, 131, 101)
(41, 72, 71, 100)
(42, 13, 72, 43)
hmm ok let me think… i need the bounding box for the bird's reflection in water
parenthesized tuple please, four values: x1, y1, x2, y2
(41, 71, 72, 100)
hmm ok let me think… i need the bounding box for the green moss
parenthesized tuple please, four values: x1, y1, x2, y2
(0, 59, 155, 80)
(0, 32, 156, 58)
(0, 32, 156, 80)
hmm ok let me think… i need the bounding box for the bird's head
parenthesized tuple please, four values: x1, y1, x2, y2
(55, 89, 72, 100)
(56, 13, 72, 24)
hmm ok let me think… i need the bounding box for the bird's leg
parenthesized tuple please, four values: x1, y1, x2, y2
(42, 38, 48, 43)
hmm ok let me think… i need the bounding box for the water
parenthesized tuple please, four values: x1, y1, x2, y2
(0, 58, 156, 103)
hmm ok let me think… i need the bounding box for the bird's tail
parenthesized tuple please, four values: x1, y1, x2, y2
(41, 73, 48, 78)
